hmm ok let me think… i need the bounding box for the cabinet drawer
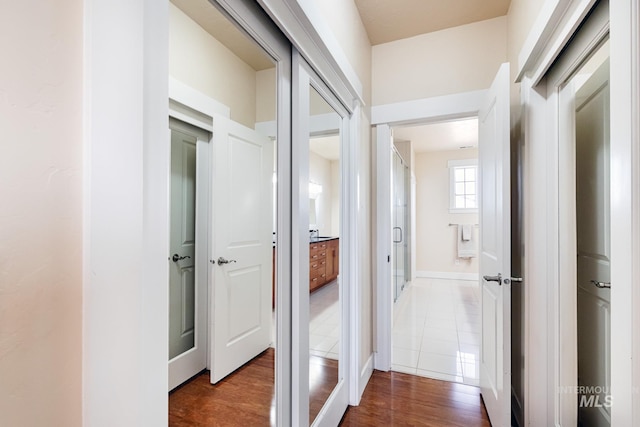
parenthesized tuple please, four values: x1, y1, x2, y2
(310, 243, 327, 257)
(310, 265, 326, 280)
(310, 259, 326, 271)
(310, 268, 327, 288)
(309, 249, 327, 260)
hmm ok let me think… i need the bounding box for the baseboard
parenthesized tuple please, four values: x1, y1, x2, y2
(357, 354, 374, 404)
(416, 270, 479, 281)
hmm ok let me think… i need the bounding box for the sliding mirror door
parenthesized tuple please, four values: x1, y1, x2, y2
(168, 0, 292, 425)
(293, 51, 351, 426)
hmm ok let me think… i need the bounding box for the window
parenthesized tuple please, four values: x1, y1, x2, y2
(448, 159, 478, 213)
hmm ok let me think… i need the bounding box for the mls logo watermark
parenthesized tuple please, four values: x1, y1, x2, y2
(558, 386, 613, 408)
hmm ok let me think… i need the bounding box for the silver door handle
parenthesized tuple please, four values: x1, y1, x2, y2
(504, 277, 523, 285)
(393, 226, 403, 243)
(483, 273, 502, 285)
(171, 254, 191, 262)
(590, 280, 611, 289)
(217, 257, 237, 265)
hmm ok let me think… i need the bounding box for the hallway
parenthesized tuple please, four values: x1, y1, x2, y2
(341, 370, 490, 426)
(169, 351, 490, 426)
(392, 278, 481, 385)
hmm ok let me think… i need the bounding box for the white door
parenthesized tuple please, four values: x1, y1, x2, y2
(479, 62, 511, 426)
(576, 59, 611, 426)
(168, 125, 207, 390)
(210, 114, 274, 383)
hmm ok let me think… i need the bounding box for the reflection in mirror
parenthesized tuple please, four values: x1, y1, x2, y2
(308, 86, 341, 425)
(168, 1, 279, 425)
(570, 39, 611, 426)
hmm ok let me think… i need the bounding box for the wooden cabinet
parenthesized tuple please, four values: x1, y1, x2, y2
(325, 239, 339, 283)
(309, 238, 339, 292)
(272, 238, 339, 306)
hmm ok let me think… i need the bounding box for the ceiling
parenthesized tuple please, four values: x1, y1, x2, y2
(173, 0, 512, 67)
(310, 135, 340, 161)
(354, 0, 511, 45)
(393, 118, 478, 152)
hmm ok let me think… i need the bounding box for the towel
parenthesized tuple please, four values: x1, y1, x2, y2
(457, 224, 476, 258)
(461, 224, 472, 242)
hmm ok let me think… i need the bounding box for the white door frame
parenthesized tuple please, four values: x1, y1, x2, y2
(518, 0, 640, 424)
(371, 89, 487, 371)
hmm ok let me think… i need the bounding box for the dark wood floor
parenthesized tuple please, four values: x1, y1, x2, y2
(170, 350, 490, 426)
(169, 348, 338, 426)
(340, 370, 491, 426)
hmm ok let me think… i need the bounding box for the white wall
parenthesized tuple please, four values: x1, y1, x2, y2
(414, 149, 479, 276)
(169, 3, 258, 128)
(256, 68, 277, 123)
(372, 17, 507, 105)
(309, 0, 372, 103)
(0, 1, 83, 425)
(309, 151, 334, 236)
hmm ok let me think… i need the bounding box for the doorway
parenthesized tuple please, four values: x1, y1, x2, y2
(388, 118, 481, 386)
(375, 62, 512, 427)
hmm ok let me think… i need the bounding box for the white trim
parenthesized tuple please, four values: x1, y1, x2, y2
(83, 0, 169, 425)
(610, 0, 640, 424)
(374, 124, 393, 372)
(371, 90, 487, 125)
(169, 77, 230, 120)
(416, 271, 479, 282)
(348, 102, 362, 406)
(516, 0, 598, 84)
(358, 354, 374, 403)
(520, 75, 552, 426)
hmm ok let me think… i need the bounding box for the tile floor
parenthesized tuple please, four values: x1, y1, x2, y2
(271, 279, 340, 360)
(309, 280, 340, 360)
(391, 277, 481, 386)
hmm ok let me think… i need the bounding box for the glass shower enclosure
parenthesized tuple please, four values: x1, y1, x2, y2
(392, 148, 410, 302)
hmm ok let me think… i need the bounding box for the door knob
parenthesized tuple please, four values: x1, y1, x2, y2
(172, 254, 191, 262)
(217, 257, 237, 265)
(483, 273, 502, 285)
(590, 280, 611, 289)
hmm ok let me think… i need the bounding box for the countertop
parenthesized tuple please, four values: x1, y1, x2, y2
(310, 236, 339, 243)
